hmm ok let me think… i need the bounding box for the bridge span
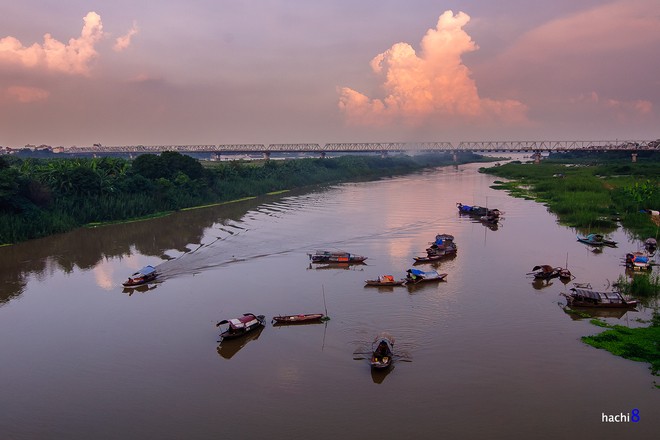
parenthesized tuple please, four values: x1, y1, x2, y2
(66, 140, 659, 161)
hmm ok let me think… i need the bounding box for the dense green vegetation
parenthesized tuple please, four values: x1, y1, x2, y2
(0, 152, 483, 244)
(582, 313, 660, 376)
(482, 155, 660, 239)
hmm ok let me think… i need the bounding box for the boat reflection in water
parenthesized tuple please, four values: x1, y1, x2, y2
(559, 304, 633, 321)
(307, 262, 366, 271)
(531, 278, 554, 290)
(122, 283, 158, 295)
(217, 326, 265, 360)
(371, 365, 394, 384)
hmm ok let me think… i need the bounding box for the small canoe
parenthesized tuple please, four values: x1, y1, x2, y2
(365, 275, 406, 286)
(413, 255, 443, 263)
(576, 234, 617, 247)
(272, 313, 325, 324)
(370, 332, 395, 369)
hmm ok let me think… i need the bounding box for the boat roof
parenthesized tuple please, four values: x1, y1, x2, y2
(138, 265, 156, 276)
(409, 268, 438, 277)
(571, 288, 623, 301)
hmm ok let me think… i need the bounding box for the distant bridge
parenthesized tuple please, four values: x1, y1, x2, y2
(66, 140, 659, 160)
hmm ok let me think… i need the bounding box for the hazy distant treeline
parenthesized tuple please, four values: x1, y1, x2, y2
(0, 152, 478, 244)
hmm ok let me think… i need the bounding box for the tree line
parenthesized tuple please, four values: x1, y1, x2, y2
(0, 152, 477, 244)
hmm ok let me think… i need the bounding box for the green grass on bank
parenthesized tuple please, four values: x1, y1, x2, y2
(582, 317, 660, 376)
(482, 157, 660, 239)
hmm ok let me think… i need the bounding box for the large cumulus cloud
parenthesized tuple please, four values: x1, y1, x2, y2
(338, 11, 528, 127)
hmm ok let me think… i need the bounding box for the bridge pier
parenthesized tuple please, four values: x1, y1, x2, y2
(263, 151, 271, 160)
(452, 152, 458, 162)
(532, 151, 542, 164)
(381, 150, 388, 158)
(320, 152, 326, 159)
(632, 153, 638, 163)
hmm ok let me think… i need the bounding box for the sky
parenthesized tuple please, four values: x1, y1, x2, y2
(1, 0, 659, 148)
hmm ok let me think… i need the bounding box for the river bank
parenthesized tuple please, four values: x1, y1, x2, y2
(0, 152, 489, 244)
(482, 159, 660, 239)
(482, 157, 660, 377)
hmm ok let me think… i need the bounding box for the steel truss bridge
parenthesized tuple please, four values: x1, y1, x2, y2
(66, 140, 659, 158)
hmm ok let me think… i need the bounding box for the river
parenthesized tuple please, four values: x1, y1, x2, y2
(0, 163, 657, 439)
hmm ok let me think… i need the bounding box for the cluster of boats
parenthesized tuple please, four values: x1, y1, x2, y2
(456, 202, 503, 226)
(214, 312, 396, 369)
(364, 233, 455, 287)
(120, 216, 657, 371)
(539, 234, 658, 311)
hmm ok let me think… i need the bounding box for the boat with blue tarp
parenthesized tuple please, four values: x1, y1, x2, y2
(405, 268, 447, 284)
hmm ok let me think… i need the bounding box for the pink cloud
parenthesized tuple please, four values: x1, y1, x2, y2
(338, 11, 528, 127)
(5, 86, 50, 103)
(0, 11, 104, 75)
(113, 21, 139, 52)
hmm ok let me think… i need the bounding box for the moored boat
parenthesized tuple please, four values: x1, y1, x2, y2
(216, 313, 266, 340)
(365, 275, 406, 286)
(576, 233, 617, 247)
(309, 250, 367, 264)
(426, 233, 457, 257)
(531, 265, 560, 280)
(625, 252, 652, 271)
(644, 237, 657, 254)
(370, 332, 395, 369)
(405, 268, 448, 284)
(457, 203, 488, 216)
(122, 265, 158, 288)
(272, 313, 326, 324)
(561, 288, 637, 308)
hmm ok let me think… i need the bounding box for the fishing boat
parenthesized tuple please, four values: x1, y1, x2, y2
(365, 275, 406, 286)
(272, 313, 326, 324)
(456, 203, 488, 216)
(216, 313, 266, 340)
(561, 288, 638, 308)
(625, 252, 652, 271)
(426, 233, 458, 256)
(531, 265, 560, 280)
(405, 268, 448, 284)
(558, 267, 573, 281)
(122, 265, 158, 288)
(370, 332, 395, 369)
(308, 250, 367, 264)
(413, 254, 444, 263)
(576, 233, 617, 247)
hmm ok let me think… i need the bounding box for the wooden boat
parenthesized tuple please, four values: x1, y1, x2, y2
(561, 288, 638, 308)
(457, 202, 488, 216)
(272, 313, 325, 324)
(425, 233, 458, 257)
(413, 254, 443, 263)
(216, 313, 266, 340)
(531, 265, 560, 280)
(558, 267, 573, 281)
(405, 268, 448, 284)
(365, 275, 406, 286)
(625, 252, 652, 271)
(122, 265, 158, 288)
(370, 332, 395, 369)
(309, 250, 367, 264)
(576, 233, 617, 247)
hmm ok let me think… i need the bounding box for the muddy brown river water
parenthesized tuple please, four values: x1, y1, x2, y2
(0, 163, 657, 439)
